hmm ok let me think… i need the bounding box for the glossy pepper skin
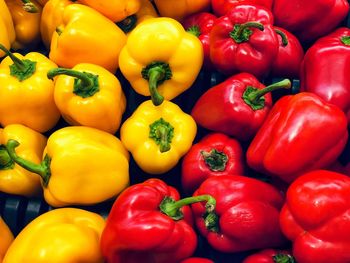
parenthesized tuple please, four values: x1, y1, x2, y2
(0, 45, 61, 133)
(78, 0, 141, 22)
(0, 124, 46, 197)
(6, 0, 42, 50)
(191, 175, 286, 253)
(0, 217, 13, 263)
(5, 126, 130, 207)
(49, 4, 127, 74)
(153, 0, 210, 22)
(247, 92, 348, 183)
(273, 0, 349, 43)
(300, 27, 350, 117)
(212, 0, 273, 16)
(120, 100, 196, 174)
(119, 17, 203, 106)
(243, 249, 295, 263)
(180, 258, 214, 263)
(181, 132, 244, 194)
(280, 170, 350, 263)
(47, 64, 126, 134)
(191, 73, 291, 141)
(0, 0, 15, 56)
(271, 26, 304, 79)
(101, 178, 216, 263)
(182, 12, 217, 69)
(3, 208, 105, 263)
(209, 4, 279, 78)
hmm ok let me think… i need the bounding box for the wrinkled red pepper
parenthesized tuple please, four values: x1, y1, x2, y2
(191, 73, 291, 141)
(100, 178, 216, 263)
(272, 0, 349, 43)
(243, 249, 295, 263)
(271, 26, 304, 79)
(180, 257, 214, 263)
(182, 12, 217, 70)
(300, 27, 350, 116)
(209, 4, 279, 78)
(191, 175, 286, 253)
(212, 0, 273, 16)
(280, 170, 350, 263)
(181, 132, 244, 194)
(247, 92, 348, 183)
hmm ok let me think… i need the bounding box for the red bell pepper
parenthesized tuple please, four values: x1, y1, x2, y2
(280, 170, 350, 263)
(247, 92, 348, 183)
(212, 0, 273, 16)
(180, 257, 214, 263)
(182, 12, 217, 70)
(209, 4, 279, 78)
(243, 249, 295, 263)
(272, 0, 349, 43)
(300, 27, 350, 117)
(100, 178, 216, 263)
(181, 132, 245, 194)
(271, 26, 304, 79)
(191, 175, 286, 253)
(191, 72, 291, 141)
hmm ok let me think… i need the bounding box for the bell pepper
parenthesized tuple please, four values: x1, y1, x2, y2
(243, 249, 295, 263)
(0, 44, 60, 133)
(40, 0, 74, 49)
(0, 0, 15, 57)
(180, 258, 214, 263)
(191, 73, 291, 141)
(36, 0, 48, 5)
(101, 178, 216, 263)
(0, 124, 46, 197)
(247, 92, 348, 183)
(270, 26, 304, 79)
(120, 100, 196, 174)
(181, 132, 244, 194)
(6, 0, 42, 50)
(49, 4, 127, 74)
(182, 12, 217, 70)
(78, 0, 141, 22)
(272, 0, 349, 43)
(153, 0, 210, 22)
(3, 208, 105, 263)
(212, 0, 273, 16)
(300, 27, 350, 117)
(119, 17, 203, 106)
(47, 64, 126, 134)
(0, 217, 13, 263)
(191, 175, 286, 253)
(209, 4, 279, 78)
(5, 126, 130, 207)
(280, 170, 350, 263)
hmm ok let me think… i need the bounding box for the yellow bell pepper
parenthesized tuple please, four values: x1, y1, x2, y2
(153, 0, 211, 22)
(120, 100, 197, 174)
(49, 4, 127, 73)
(40, 0, 74, 49)
(0, 124, 46, 197)
(0, 217, 13, 263)
(6, 0, 42, 50)
(3, 208, 105, 263)
(78, 0, 141, 22)
(119, 17, 203, 106)
(0, 44, 60, 133)
(47, 63, 126, 134)
(0, 0, 15, 57)
(6, 126, 130, 207)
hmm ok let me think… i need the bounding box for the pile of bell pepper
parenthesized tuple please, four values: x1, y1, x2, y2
(0, 0, 350, 262)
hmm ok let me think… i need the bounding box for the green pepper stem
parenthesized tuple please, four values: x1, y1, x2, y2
(187, 25, 201, 37)
(148, 67, 165, 106)
(237, 21, 264, 35)
(273, 253, 296, 263)
(149, 118, 174, 153)
(0, 146, 14, 170)
(246, 79, 291, 104)
(201, 149, 228, 172)
(116, 14, 137, 33)
(341, 36, 350, 46)
(275, 29, 288, 47)
(21, 0, 39, 13)
(0, 43, 26, 71)
(47, 68, 93, 88)
(230, 21, 264, 43)
(5, 139, 51, 186)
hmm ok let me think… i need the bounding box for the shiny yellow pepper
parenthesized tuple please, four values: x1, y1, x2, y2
(119, 17, 203, 106)
(0, 0, 15, 57)
(49, 4, 127, 73)
(0, 124, 46, 197)
(3, 208, 105, 263)
(0, 217, 13, 263)
(0, 44, 60, 133)
(6, 126, 130, 207)
(6, 0, 42, 50)
(47, 63, 126, 134)
(120, 100, 197, 174)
